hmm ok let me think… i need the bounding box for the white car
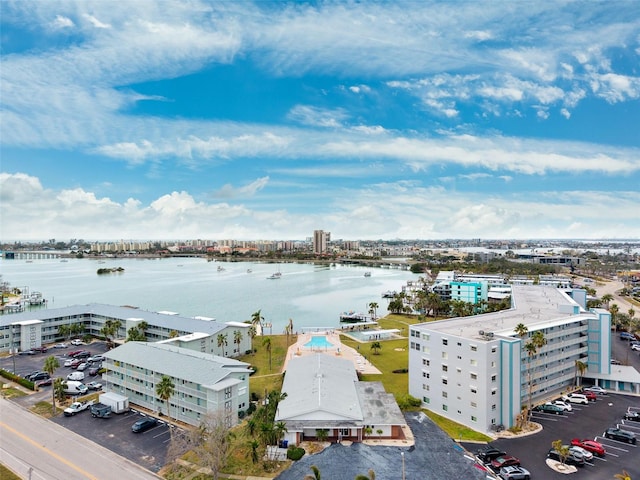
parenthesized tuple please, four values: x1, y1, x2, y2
(550, 400, 572, 412)
(569, 445, 594, 462)
(631, 344, 640, 351)
(67, 371, 85, 381)
(562, 393, 588, 405)
(70, 339, 85, 346)
(584, 385, 607, 395)
(76, 362, 88, 371)
(64, 358, 75, 367)
(53, 343, 68, 349)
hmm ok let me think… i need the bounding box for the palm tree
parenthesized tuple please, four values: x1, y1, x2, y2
(370, 341, 382, 355)
(138, 321, 149, 341)
(601, 293, 613, 309)
(610, 303, 620, 330)
(574, 360, 587, 387)
(233, 330, 243, 355)
(614, 470, 632, 480)
(262, 337, 272, 371)
(368, 302, 379, 319)
(355, 470, 376, 480)
(156, 375, 175, 423)
(628, 307, 636, 324)
(217, 333, 228, 356)
(249, 439, 260, 464)
(251, 310, 264, 333)
(303, 465, 321, 480)
(169, 329, 179, 338)
(525, 331, 547, 422)
(514, 323, 528, 340)
(57, 324, 71, 341)
(43, 355, 60, 415)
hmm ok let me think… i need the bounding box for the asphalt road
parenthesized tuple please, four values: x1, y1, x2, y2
(0, 397, 160, 480)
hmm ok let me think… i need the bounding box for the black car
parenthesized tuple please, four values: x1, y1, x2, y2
(547, 448, 585, 467)
(131, 417, 158, 433)
(28, 372, 51, 382)
(604, 427, 637, 444)
(477, 447, 507, 463)
(73, 351, 91, 359)
(624, 411, 640, 422)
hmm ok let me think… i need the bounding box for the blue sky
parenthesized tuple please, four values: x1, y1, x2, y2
(1, 1, 639, 241)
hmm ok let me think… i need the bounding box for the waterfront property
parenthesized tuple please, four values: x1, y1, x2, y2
(0, 303, 252, 357)
(275, 354, 406, 445)
(408, 285, 640, 435)
(103, 342, 252, 427)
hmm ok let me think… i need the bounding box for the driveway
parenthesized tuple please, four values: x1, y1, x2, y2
(276, 412, 488, 480)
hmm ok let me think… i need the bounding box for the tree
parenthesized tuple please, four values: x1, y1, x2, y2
(574, 360, 587, 387)
(262, 337, 272, 371)
(388, 297, 404, 314)
(514, 323, 528, 340)
(43, 355, 60, 415)
(370, 341, 382, 355)
(525, 331, 547, 422)
(614, 470, 632, 480)
(137, 321, 149, 341)
(551, 439, 570, 466)
(57, 324, 71, 341)
(126, 326, 145, 342)
(251, 310, 264, 332)
(169, 329, 179, 338)
(233, 330, 243, 354)
(355, 470, 376, 480)
(53, 378, 66, 404)
(368, 302, 379, 319)
(610, 303, 620, 330)
(156, 375, 175, 423)
(217, 333, 228, 356)
(600, 293, 613, 308)
(315, 429, 328, 442)
(304, 465, 321, 480)
(249, 439, 260, 464)
(100, 319, 122, 347)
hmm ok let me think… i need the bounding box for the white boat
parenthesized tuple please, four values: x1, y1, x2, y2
(267, 271, 282, 279)
(217, 266, 225, 272)
(247, 269, 252, 273)
(364, 272, 372, 277)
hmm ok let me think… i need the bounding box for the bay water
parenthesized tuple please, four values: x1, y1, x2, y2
(0, 257, 417, 333)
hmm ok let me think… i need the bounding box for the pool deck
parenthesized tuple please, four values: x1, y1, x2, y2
(283, 331, 382, 374)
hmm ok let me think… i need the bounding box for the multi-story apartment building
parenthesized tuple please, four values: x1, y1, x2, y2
(408, 285, 640, 434)
(103, 341, 252, 427)
(313, 230, 330, 255)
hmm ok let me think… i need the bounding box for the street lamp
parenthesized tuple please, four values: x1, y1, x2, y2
(401, 451, 405, 480)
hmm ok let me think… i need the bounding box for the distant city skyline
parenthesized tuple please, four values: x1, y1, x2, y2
(1, 1, 639, 241)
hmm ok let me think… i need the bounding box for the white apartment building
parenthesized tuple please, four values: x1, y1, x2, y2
(103, 342, 252, 427)
(313, 230, 330, 255)
(408, 285, 640, 434)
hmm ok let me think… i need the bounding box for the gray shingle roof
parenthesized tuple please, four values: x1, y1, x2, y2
(104, 341, 251, 389)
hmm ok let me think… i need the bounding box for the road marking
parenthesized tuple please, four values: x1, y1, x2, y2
(0, 421, 99, 480)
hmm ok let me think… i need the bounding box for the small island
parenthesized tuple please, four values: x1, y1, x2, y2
(97, 267, 125, 275)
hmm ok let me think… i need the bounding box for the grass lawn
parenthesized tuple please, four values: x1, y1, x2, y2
(31, 400, 63, 418)
(0, 382, 27, 399)
(0, 464, 21, 480)
(239, 334, 295, 400)
(423, 409, 493, 443)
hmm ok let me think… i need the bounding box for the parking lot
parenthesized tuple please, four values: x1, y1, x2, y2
(465, 392, 640, 480)
(0, 340, 174, 473)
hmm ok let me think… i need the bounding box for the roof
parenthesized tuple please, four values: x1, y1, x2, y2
(275, 354, 363, 423)
(0, 303, 231, 335)
(416, 285, 590, 341)
(103, 342, 251, 389)
(356, 382, 406, 426)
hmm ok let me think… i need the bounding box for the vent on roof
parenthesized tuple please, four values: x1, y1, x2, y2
(479, 330, 485, 336)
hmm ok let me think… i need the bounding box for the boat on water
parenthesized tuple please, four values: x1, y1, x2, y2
(267, 272, 282, 279)
(364, 272, 371, 277)
(217, 266, 225, 272)
(382, 290, 397, 298)
(247, 269, 252, 273)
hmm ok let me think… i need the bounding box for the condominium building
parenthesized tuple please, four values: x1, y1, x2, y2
(103, 341, 252, 427)
(408, 285, 640, 434)
(313, 230, 330, 255)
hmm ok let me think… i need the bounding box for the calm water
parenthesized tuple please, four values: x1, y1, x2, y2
(0, 257, 416, 333)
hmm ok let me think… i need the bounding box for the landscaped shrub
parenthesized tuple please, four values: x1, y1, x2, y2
(246, 403, 257, 415)
(0, 369, 36, 390)
(286, 446, 305, 461)
(392, 368, 408, 373)
(396, 393, 422, 410)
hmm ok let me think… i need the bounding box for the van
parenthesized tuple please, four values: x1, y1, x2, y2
(63, 380, 88, 395)
(67, 371, 85, 381)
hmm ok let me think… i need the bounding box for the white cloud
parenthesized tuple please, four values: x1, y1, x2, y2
(213, 177, 270, 199)
(287, 105, 349, 128)
(82, 14, 111, 29)
(52, 15, 74, 29)
(560, 108, 571, 119)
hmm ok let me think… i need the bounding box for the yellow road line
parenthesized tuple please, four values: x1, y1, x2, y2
(0, 421, 99, 480)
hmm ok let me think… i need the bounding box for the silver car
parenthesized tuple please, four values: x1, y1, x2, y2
(499, 465, 530, 480)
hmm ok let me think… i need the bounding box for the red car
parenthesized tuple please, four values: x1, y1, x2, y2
(490, 455, 520, 471)
(582, 391, 597, 401)
(570, 438, 606, 457)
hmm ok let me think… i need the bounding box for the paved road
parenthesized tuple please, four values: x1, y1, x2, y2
(0, 397, 160, 480)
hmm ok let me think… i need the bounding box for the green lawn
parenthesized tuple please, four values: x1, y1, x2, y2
(0, 464, 21, 480)
(423, 409, 493, 443)
(239, 334, 294, 400)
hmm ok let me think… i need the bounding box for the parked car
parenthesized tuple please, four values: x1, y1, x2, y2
(67, 371, 85, 381)
(533, 403, 564, 415)
(547, 448, 585, 467)
(583, 385, 607, 395)
(72, 351, 91, 359)
(604, 427, 637, 444)
(69, 359, 82, 368)
(70, 339, 85, 346)
(550, 400, 572, 412)
(498, 465, 530, 480)
(620, 332, 636, 341)
(86, 381, 103, 391)
(67, 350, 83, 357)
(35, 377, 53, 387)
(570, 438, 606, 457)
(64, 400, 94, 416)
(569, 445, 593, 462)
(76, 362, 88, 371)
(63, 358, 76, 367)
(19, 350, 36, 355)
(88, 355, 105, 363)
(53, 343, 68, 349)
(477, 447, 506, 463)
(131, 417, 158, 433)
(610, 359, 622, 365)
(28, 372, 51, 382)
(582, 390, 597, 401)
(624, 411, 640, 422)
(631, 344, 640, 351)
(87, 366, 101, 376)
(33, 346, 48, 353)
(490, 455, 520, 471)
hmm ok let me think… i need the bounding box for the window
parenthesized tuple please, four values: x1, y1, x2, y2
(457, 342, 462, 346)
(470, 387, 477, 394)
(491, 374, 497, 382)
(410, 342, 415, 350)
(423, 346, 430, 354)
(442, 352, 448, 359)
(491, 346, 497, 353)
(423, 397, 430, 404)
(442, 338, 448, 346)
(470, 359, 477, 366)
(442, 391, 448, 398)
(442, 378, 448, 385)
(492, 388, 497, 395)
(442, 404, 448, 411)
(491, 361, 496, 368)
(471, 416, 477, 422)
(470, 401, 477, 408)
(414, 343, 420, 351)
(456, 367, 462, 373)
(422, 358, 430, 366)
(492, 404, 496, 410)
(470, 345, 477, 352)
(423, 384, 429, 391)
(422, 333, 430, 341)
(470, 373, 477, 380)
(442, 365, 448, 372)
(423, 372, 430, 378)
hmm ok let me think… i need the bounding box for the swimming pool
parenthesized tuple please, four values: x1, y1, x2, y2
(304, 335, 334, 349)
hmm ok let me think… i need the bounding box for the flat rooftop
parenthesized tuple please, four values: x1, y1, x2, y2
(418, 285, 590, 341)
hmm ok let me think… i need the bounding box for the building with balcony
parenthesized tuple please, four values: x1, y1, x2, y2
(103, 341, 251, 427)
(408, 285, 640, 434)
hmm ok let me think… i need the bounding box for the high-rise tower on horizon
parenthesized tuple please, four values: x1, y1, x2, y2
(313, 230, 330, 254)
